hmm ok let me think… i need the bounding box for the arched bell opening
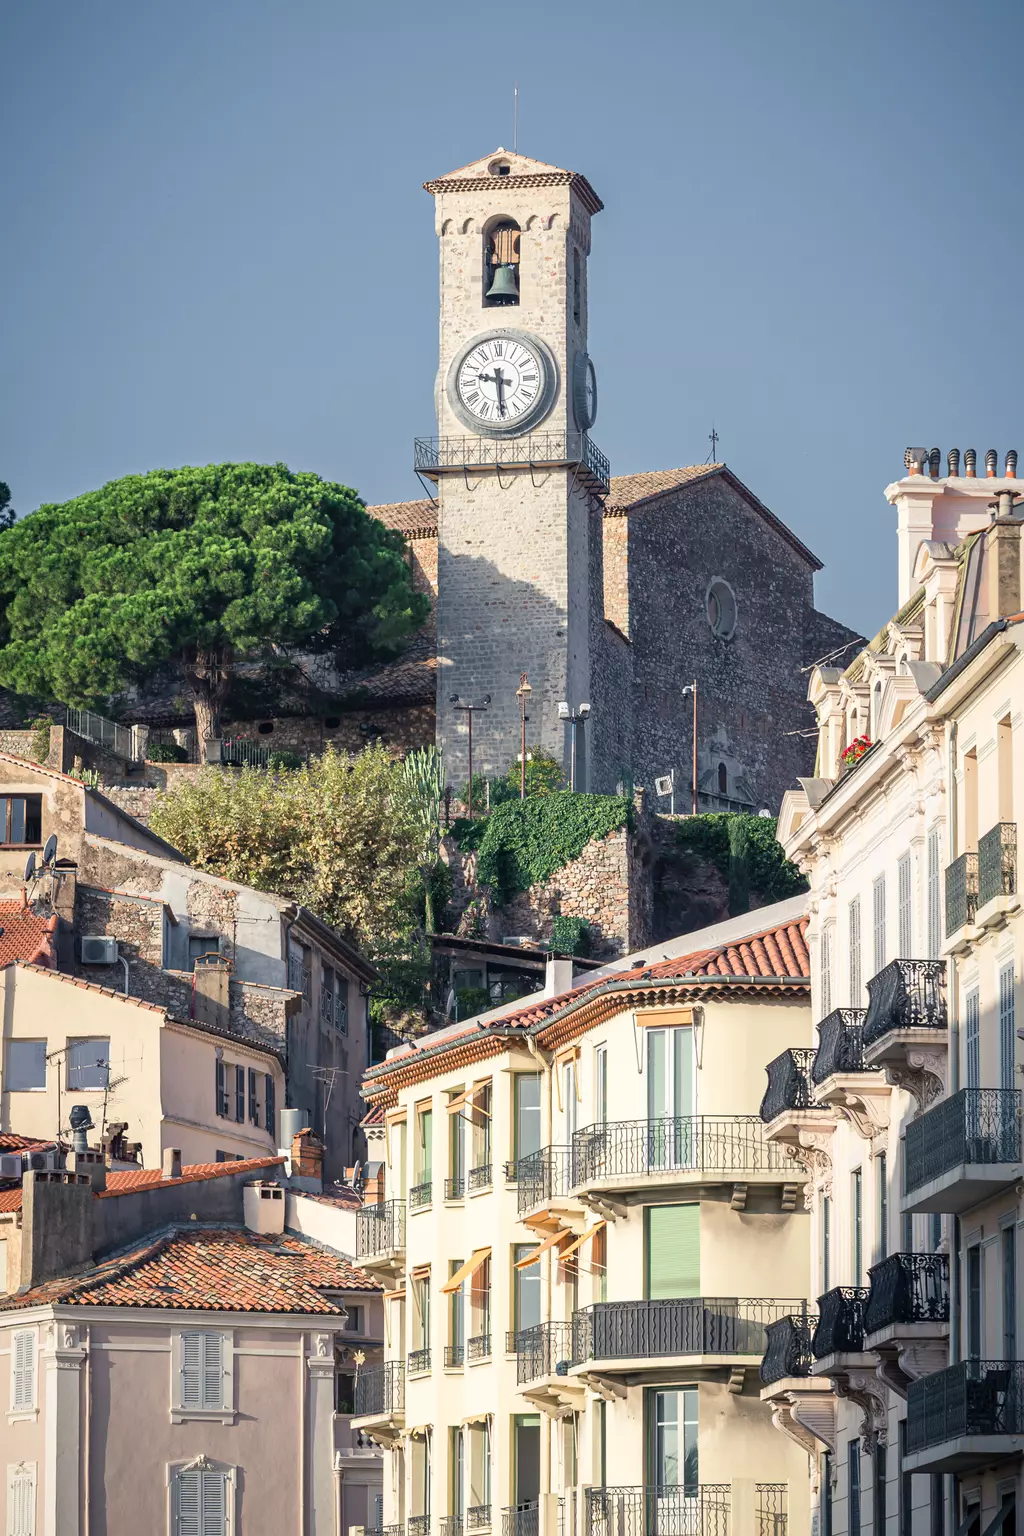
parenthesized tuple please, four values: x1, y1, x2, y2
(483, 218, 521, 307)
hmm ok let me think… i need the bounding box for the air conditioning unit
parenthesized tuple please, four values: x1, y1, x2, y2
(27, 1150, 61, 1173)
(80, 936, 118, 965)
(0, 1155, 21, 1179)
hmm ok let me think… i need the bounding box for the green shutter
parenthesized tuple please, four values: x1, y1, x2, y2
(645, 1204, 700, 1299)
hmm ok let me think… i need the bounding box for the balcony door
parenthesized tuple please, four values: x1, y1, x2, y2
(646, 1386, 698, 1510)
(513, 1415, 541, 1507)
(647, 1027, 695, 1170)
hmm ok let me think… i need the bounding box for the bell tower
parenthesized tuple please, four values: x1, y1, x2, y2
(421, 148, 610, 792)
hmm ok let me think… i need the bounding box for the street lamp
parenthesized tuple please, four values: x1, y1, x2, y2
(557, 700, 591, 792)
(515, 674, 532, 800)
(449, 695, 490, 820)
(681, 680, 698, 815)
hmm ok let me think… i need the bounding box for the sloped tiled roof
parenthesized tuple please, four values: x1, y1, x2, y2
(0, 1133, 54, 1153)
(605, 465, 724, 511)
(0, 1225, 382, 1312)
(0, 1155, 288, 1217)
(0, 906, 58, 968)
(370, 499, 438, 537)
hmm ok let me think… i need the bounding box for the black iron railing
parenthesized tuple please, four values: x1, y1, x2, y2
(467, 1509, 491, 1532)
(356, 1200, 406, 1258)
(410, 1180, 432, 1210)
(861, 959, 947, 1049)
(978, 823, 1017, 907)
(408, 1347, 431, 1375)
(905, 1088, 1022, 1194)
(517, 1146, 573, 1215)
(760, 1049, 817, 1123)
(759, 1313, 817, 1385)
(354, 1360, 405, 1417)
(812, 1009, 868, 1083)
(502, 1505, 539, 1536)
(514, 1320, 575, 1384)
(812, 1287, 869, 1358)
(571, 1117, 801, 1184)
(585, 1486, 730, 1536)
(442, 1520, 464, 1536)
(864, 1253, 949, 1334)
(415, 433, 611, 493)
(505, 1330, 520, 1354)
(945, 852, 979, 935)
(573, 1298, 802, 1363)
(756, 1486, 787, 1536)
(410, 1518, 431, 1536)
(468, 1164, 492, 1192)
(445, 1176, 465, 1200)
(444, 1344, 464, 1368)
(907, 1360, 1024, 1453)
(467, 1332, 491, 1360)
(365, 1525, 403, 1536)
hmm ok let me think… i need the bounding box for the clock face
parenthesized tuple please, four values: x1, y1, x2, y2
(456, 335, 544, 428)
(572, 351, 598, 431)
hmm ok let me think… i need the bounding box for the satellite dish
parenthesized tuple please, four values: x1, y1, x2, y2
(351, 1160, 363, 1188)
(42, 835, 57, 868)
(24, 852, 36, 882)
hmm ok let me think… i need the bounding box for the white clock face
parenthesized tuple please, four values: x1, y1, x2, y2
(456, 336, 544, 427)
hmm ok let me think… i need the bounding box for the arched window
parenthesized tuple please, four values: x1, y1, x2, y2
(484, 220, 520, 307)
(717, 762, 728, 796)
(706, 578, 738, 640)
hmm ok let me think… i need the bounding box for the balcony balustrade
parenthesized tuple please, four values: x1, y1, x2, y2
(756, 1486, 787, 1536)
(408, 1347, 431, 1375)
(945, 852, 979, 936)
(811, 1286, 869, 1359)
(861, 959, 947, 1051)
(864, 1253, 949, 1335)
(444, 1344, 464, 1368)
(571, 1116, 800, 1188)
(585, 1486, 730, 1536)
(502, 1505, 539, 1536)
(759, 1313, 817, 1386)
(356, 1200, 406, 1259)
(468, 1163, 492, 1192)
(445, 1176, 465, 1201)
(978, 822, 1017, 909)
(354, 1360, 405, 1418)
(410, 1180, 432, 1210)
(467, 1508, 491, 1532)
(366, 1525, 404, 1536)
(811, 1009, 868, 1083)
(513, 1321, 575, 1385)
(442, 1520, 464, 1536)
(760, 1049, 817, 1124)
(410, 1518, 431, 1536)
(467, 1332, 491, 1361)
(573, 1298, 801, 1366)
(415, 431, 611, 495)
(907, 1361, 1024, 1466)
(904, 1089, 1022, 1213)
(516, 1146, 573, 1216)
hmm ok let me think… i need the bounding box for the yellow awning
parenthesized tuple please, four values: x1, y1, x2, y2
(446, 1084, 492, 1120)
(634, 1007, 694, 1026)
(514, 1228, 571, 1269)
(383, 1288, 406, 1301)
(442, 1248, 491, 1294)
(410, 1264, 431, 1281)
(556, 1221, 606, 1262)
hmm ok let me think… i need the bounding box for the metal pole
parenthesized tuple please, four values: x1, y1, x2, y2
(691, 680, 698, 816)
(521, 696, 527, 800)
(570, 717, 577, 792)
(467, 709, 474, 821)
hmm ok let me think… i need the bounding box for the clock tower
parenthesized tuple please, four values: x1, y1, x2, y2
(421, 148, 609, 792)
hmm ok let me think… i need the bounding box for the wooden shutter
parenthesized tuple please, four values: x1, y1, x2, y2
(6, 1463, 35, 1536)
(177, 1470, 202, 1536)
(645, 1205, 699, 1299)
(202, 1333, 224, 1409)
(181, 1333, 203, 1408)
(12, 1330, 35, 1411)
(201, 1469, 227, 1535)
(234, 1066, 245, 1123)
(175, 1467, 227, 1536)
(265, 1073, 276, 1141)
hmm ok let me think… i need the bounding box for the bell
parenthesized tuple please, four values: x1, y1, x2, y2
(485, 263, 519, 303)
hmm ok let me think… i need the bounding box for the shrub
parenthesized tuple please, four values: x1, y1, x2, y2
(146, 741, 189, 764)
(674, 813, 806, 909)
(268, 748, 304, 770)
(551, 914, 591, 956)
(27, 715, 54, 764)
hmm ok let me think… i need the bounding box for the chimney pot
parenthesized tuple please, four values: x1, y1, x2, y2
(965, 448, 977, 478)
(948, 448, 961, 477)
(929, 448, 941, 479)
(290, 1129, 324, 1189)
(1007, 450, 1018, 480)
(162, 1147, 182, 1180)
(986, 449, 999, 478)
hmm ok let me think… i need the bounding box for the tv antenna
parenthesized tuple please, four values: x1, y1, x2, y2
(513, 82, 518, 153)
(308, 1063, 348, 1116)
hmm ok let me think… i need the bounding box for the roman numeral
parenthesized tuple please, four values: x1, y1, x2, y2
(493, 341, 504, 358)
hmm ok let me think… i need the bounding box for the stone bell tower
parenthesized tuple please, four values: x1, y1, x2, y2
(421, 148, 610, 792)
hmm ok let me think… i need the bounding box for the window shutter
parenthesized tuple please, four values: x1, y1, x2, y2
(12, 1330, 35, 1411)
(215, 1061, 226, 1118)
(200, 1469, 227, 1536)
(6, 1463, 35, 1536)
(202, 1333, 224, 1409)
(176, 1469, 202, 1536)
(645, 1205, 699, 1299)
(181, 1333, 203, 1408)
(234, 1066, 245, 1123)
(265, 1074, 276, 1142)
(248, 1069, 259, 1126)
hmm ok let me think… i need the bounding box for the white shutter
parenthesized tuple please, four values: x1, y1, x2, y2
(180, 1334, 203, 1408)
(11, 1333, 35, 1412)
(201, 1334, 224, 1410)
(200, 1470, 227, 1536)
(176, 1470, 202, 1536)
(6, 1463, 36, 1536)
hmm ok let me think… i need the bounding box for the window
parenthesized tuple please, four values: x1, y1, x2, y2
(66, 1038, 109, 1091)
(898, 1421, 911, 1536)
(592, 1224, 608, 1303)
(898, 853, 912, 956)
(927, 828, 941, 958)
(0, 798, 41, 848)
(6, 1463, 35, 1536)
(9, 1331, 36, 1414)
(561, 1057, 577, 1141)
(171, 1460, 234, 1536)
(848, 1439, 861, 1536)
(874, 1443, 886, 1536)
(265, 1073, 276, 1142)
(594, 1047, 608, 1125)
(415, 1106, 433, 1186)
(247, 1069, 259, 1127)
(645, 1205, 699, 1300)
(513, 1245, 540, 1333)
(176, 1331, 230, 1417)
(965, 990, 980, 1091)
(215, 1061, 229, 1119)
(876, 1153, 888, 1263)
(967, 1244, 982, 1357)
(872, 877, 886, 974)
(335, 1371, 355, 1414)
(821, 1195, 831, 1292)
(448, 1260, 464, 1363)
(929, 1213, 942, 1253)
(234, 1066, 245, 1124)
(321, 964, 348, 1033)
(483, 220, 520, 306)
(706, 578, 737, 640)
(849, 898, 862, 1004)
(852, 1169, 863, 1284)
(513, 1073, 541, 1165)
(6, 1042, 45, 1092)
(1000, 963, 1015, 1091)
(1003, 1226, 1017, 1360)
(412, 1274, 431, 1352)
(188, 935, 220, 970)
(717, 762, 728, 796)
(820, 923, 833, 1015)
(572, 248, 582, 325)
(647, 1387, 697, 1491)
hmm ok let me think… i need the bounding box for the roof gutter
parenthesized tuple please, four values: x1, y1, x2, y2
(924, 619, 1008, 703)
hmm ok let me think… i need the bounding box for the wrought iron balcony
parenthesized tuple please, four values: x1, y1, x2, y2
(502, 1505, 539, 1536)
(978, 822, 1017, 908)
(585, 1486, 730, 1536)
(861, 959, 947, 1050)
(410, 1518, 431, 1536)
(467, 1508, 491, 1532)
(467, 1332, 491, 1361)
(756, 1486, 787, 1536)
(904, 1088, 1022, 1208)
(811, 1009, 868, 1083)
(759, 1312, 817, 1386)
(864, 1252, 949, 1335)
(409, 1180, 432, 1210)
(366, 1525, 403, 1536)
(408, 1347, 431, 1375)
(444, 1343, 464, 1368)
(573, 1297, 801, 1364)
(571, 1116, 801, 1185)
(516, 1145, 573, 1216)
(356, 1200, 406, 1259)
(468, 1163, 492, 1192)
(415, 432, 611, 495)
(354, 1360, 405, 1417)
(445, 1176, 465, 1200)
(442, 1519, 464, 1536)
(513, 1321, 575, 1385)
(811, 1286, 869, 1358)
(907, 1360, 1024, 1456)
(760, 1049, 817, 1122)
(945, 851, 979, 935)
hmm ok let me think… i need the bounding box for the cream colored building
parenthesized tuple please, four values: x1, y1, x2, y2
(353, 905, 817, 1536)
(766, 449, 1024, 1536)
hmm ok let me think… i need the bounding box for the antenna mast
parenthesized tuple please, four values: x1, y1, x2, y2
(513, 83, 518, 153)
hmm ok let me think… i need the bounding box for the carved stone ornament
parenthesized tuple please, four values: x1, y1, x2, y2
(60, 1325, 77, 1350)
(884, 1046, 947, 1114)
(314, 1333, 332, 1358)
(818, 1081, 892, 1145)
(835, 1369, 889, 1450)
(770, 1399, 819, 1462)
(779, 1125, 835, 1212)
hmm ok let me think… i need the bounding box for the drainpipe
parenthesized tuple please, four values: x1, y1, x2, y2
(525, 1034, 555, 1515)
(947, 719, 960, 1376)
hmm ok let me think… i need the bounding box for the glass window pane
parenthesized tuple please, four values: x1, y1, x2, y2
(23, 798, 41, 845)
(67, 1038, 110, 1090)
(514, 1073, 541, 1160)
(7, 1040, 46, 1091)
(9, 799, 25, 846)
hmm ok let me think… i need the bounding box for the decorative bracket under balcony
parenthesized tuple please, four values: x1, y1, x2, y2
(813, 1075, 892, 1144)
(879, 1045, 948, 1115)
(871, 1333, 950, 1399)
(833, 1367, 890, 1451)
(575, 1370, 626, 1403)
(764, 1383, 836, 1460)
(775, 1124, 835, 1211)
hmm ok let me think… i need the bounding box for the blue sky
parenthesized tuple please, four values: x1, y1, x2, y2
(3, 0, 1021, 640)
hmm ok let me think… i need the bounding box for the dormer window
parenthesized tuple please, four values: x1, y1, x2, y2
(484, 220, 521, 307)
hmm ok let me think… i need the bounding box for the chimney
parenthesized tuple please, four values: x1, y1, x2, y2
(986, 449, 999, 478)
(192, 954, 231, 1031)
(948, 448, 961, 477)
(965, 448, 977, 477)
(19, 1171, 93, 1290)
(1007, 450, 1018, 480)
(358, 1162, 385, 1204)
(291, 1129, 324, 1190)
(928, 448, 941, 480)
(243, 1181, 285, 1235)
(66, 1148, 106, 1193)
(162, 1147, 182, 1180)
(545, 954, 575, 998)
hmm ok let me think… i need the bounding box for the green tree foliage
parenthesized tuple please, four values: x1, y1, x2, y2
(674, 813, 806, 911)
(0, 463, 428, 744)
(551, 914, 591, 956)
(402, 747, 446, 932)
(454, 793, 631, 905)
(0, 484, 15, 533)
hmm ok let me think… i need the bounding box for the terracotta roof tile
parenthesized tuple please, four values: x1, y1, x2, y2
(0, 1186, 24, 1212)
(0, 907, 58, 968)
(0, 1133, 54, 1153)
(605, 465, 724, 511)
(368, 499, 438, 537)
(100, 1155, 286, 1197)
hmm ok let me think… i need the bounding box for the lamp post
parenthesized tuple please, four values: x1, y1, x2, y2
(449, 695, 490, 819)
(557, 701, 592, 792)
(516, 673, 532, 800)
(681, 680, 698, 815)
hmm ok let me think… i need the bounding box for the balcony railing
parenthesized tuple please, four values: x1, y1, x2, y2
(760, 1049, 816, 1123)
(408, 1347, 431, 1375)
(978, 822, 1017, 908)
(861, 959, 947, 1049)
(516, 1146, 573, 1215)
(356, 1200, 406, 1259)
(759, 1313, 817, 1386)
(410, 1519, 431, 1536)
(445, 1176, 465, 1200)
(904, 1088, 1022, 1195)
(573, 1298, 802, 1363)
(467, 1332, 491, 1361)
(811, 1286, 869, 1358)
(502, 1505, 539, 1536)
(811, 1009, 868, 1083)
(514, 1320, 575, 1384)
(410, 1180, 432, 1210)
(468, 1163, 492, 1192)
(571, 1117, 801, 1184)
(864, 1252, 949, 1335)
(444, 1344, 465, 1368)
(442, 1520, 464, 1536)
(945, 852, 979, 935)
(585, 1486, 730, 1536)
(756, 1486, 787, 1536)
(467, 1508, 491, 1532)
(354, 1360, 405, 1417)
(415, 432, 611, 494)
(365, 1525, 403, 1536)
(907, 1360, 1024, 1453)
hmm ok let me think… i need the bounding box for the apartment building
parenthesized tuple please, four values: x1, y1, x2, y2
(352, 904, 816, 1536)
(763, 450, 1024, 1536)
